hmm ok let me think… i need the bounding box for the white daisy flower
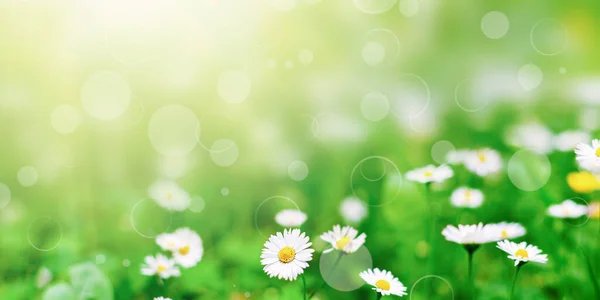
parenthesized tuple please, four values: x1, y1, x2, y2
(340, 197, 368, 223)
(141, 254, 181, 279)
(547, 199, 589, 219)
(446, 149, 471, 165)
(359, 268, 407, 297)
(575, 139, 600, 172)
(553, 130, 591, 152)
(486, 222, 526, 241)
(156, 231, 182, 253)
(154, 297, 172, 300)
(275, 209, 307, 227)
(320, 225, 366, 254)
(405, 164, 454, 184)
(496, 240, 548, 266)
(148, 180, 191, 211)
(463, 148, 502, 177)
(506, 122, 554, 155)
(441, 223, 491, 245)
(261, 228, 314, 281)
(172, 228, 203, 268)
(450, 187, 483, 208)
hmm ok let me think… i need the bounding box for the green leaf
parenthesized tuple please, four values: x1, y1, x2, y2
(42, 283, 76, 300)
(68, 262, 114, 300)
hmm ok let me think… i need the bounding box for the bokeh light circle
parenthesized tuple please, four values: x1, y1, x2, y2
(51, 105, 81, 134)
(431, 140, 455, 164)
(218, 71, 252, 104)
(148, 105, 199, 157)
(209, 139, 239, 167)
(288, 160, 309, 181)
(298, 49, 314, 65)
(398, 0, 419, 17)
(507, 149, 551, 191)
(254, 196, 301, 238)
(189, 195, 206, 213)
(391, 74, 432, 132)
(561, 197, 590, 227)
(81, 70, 131, 121)
(96, 254, 106, 264)
(266, 59, 277, 69)
(130, 199, 172, 238)
(559, 67, 567, 74)
(410, 275, 455, 299)
(362, 29, 400, 67)
(0, 183, 11, 209)
(27, 217, 63, 251)
(517, 64, 543, 91)
(17, 166, 38, 187)
(354, 0, 398, 14)
(361, 91, 390, 121)
(454, 78, 490, 112)
(350, 156, 402, 207)
(530, 19, 568, 56)
(481, 11, 509, 39)
(319, 247, 373, 291)
(362, 42, 386, 66)
(221, 188, 230, 196)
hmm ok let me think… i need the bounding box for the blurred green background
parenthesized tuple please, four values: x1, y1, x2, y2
(1, 0, 600, 299)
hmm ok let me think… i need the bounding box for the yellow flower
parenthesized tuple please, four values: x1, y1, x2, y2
(566, 172, 600, 193)
(588, 201, 600, 219)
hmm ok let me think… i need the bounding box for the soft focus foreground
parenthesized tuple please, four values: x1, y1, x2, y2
(1, 0, 600, 299)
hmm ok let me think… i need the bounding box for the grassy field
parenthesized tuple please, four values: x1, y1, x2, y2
(1, 0, 600, 299)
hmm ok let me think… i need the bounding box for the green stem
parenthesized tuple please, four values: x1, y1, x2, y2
(301, 273, 307, 300)
(468, 250, 474, 300)
(424, 183, 435, 297)
(376, 292, 383, 300)
(509, 264, 523, 300)
(582, 247, 600, 298)
(308, 252, 343, 299)
(464, 244, 479, 300)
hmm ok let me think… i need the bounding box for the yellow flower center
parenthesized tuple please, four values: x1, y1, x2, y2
(166, 193, 173, 200)
(515, 249, 529, 259)
(477, 152, 486, 162)
(375, 279, 391, 291)
(596, 147, 600, 157)
(501, 230, 508, 239)
(464, 189, 471, 203)
(424, 171, 433, 177)
(278, 246, 295, 263)
(336, 236, 351, 250)
(178, 245, 190, 256)
(157, 265, 166, 273)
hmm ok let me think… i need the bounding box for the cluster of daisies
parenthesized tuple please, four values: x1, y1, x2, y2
(140, 227, 203, 299)
(264, 196, 400, 297)
(441, 222, 547, 266)
(261, 225, 407, 297)
(404, 135, 600, 297)
(139, 180, 203, 298)
(141, 227, 204, 279)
